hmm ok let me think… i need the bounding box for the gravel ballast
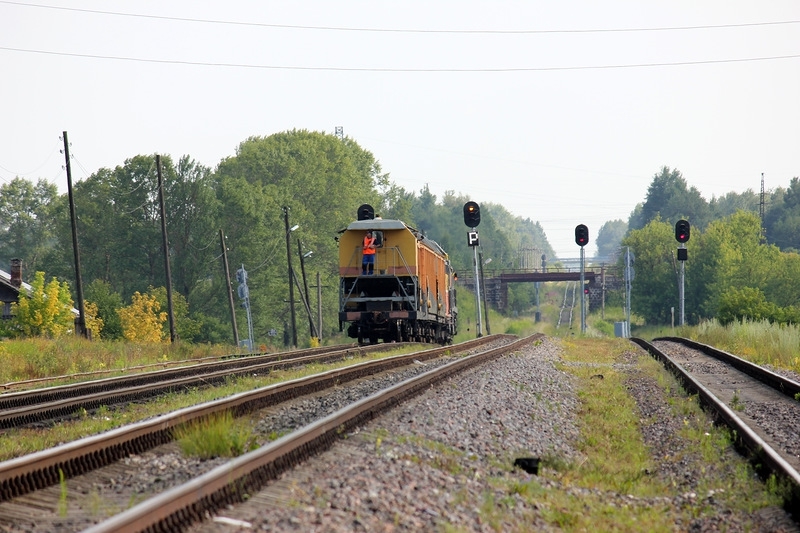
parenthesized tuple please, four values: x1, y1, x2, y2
(186, 337, 798, 532)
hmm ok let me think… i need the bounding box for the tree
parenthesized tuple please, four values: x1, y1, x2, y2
(83, 301, 104, 339)
(213, 130, 384, 345)
(620, 219, 678, 324)
(117, 291, 167, 342)
(150, 286, 201, 342)
(482, 202, 554, 265)
(631, 166, 710, 231)
(677, 211, 778, 324)
(9, 271, 75, 337)
(671, 210, 775, 324)
(376, 182, 416, 223)
(716, 287, 775, 325)
(595, 219, 628, 260)
(85, 280, 124, 340)
(764, 177, 800, 251)
(162, 156, 220, 302)
(0, 178, 58, 276)
(48, 156, 166, 298)
(709, 189, 759, 219)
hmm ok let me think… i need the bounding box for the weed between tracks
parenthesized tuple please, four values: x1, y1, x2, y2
(174, 410, 259, 459)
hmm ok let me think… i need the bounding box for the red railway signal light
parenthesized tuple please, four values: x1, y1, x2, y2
(675, 220, 690, 243)
(575, 224, 589, 247)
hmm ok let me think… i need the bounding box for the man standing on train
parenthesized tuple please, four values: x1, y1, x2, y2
(362, 230, 377, 275)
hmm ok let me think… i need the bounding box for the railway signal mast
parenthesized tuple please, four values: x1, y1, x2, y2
(575, 224, 589, 333)
(675, 220, 691, 326)
(464, 202, 483, 338)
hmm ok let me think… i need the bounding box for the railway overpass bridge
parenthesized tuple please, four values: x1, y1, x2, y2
(457, 265, 621, 312)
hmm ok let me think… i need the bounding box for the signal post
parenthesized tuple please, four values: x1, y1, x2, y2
(675, 219, 690, 326)
(464, 202, 482, 337)
(574, 224, 589, 333)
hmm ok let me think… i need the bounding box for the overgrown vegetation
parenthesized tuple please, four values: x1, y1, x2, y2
(688, 318, 800, 373)
(173, 410, 259, 459)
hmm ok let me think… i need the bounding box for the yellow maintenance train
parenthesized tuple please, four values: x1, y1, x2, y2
(338, 205, 457, 344)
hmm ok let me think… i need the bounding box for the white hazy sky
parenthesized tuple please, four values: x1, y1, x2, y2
(2, 1, 798, 259)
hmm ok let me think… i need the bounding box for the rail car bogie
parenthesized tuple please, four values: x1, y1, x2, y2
(338, 212, 457, 345)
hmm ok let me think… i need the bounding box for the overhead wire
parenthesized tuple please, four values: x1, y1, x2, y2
(1, 45, 798, 72)
(3, 1, 799, 73)
(2, 1, 799, 34)
(0, 141, 61, 178)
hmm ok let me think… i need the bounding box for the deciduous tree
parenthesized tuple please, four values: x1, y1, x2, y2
(117, 291, 167, 342)
(10, 271, 75, 337)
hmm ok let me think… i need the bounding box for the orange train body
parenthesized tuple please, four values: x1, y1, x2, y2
(338, 217, 457, 344)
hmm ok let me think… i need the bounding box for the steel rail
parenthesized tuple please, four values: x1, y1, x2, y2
(631, 337, 800, 515)
(0, 343, 395, 410)
(0, 345, 348, 392)
(0, 343, 412, 428)
(0, 335, 504, 502)
(654, 336, 800, 399)
(82, 333, 541, 533)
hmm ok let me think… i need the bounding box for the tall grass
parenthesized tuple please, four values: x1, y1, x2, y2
(0, 337, 234, 385)
(688, 319, 800, 374)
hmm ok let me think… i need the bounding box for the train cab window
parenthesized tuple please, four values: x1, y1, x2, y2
(373, 230, 384, 247)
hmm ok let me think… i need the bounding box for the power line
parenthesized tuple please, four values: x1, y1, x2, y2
(0, 141, 61, 177)
(3, 1, 799, 34)
(2, 45, 798, 71)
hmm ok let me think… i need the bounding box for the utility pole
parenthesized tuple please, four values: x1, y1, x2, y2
(219, 229, 239, 347)
(316, 271, 323, 340)
(760, 172, 766, 242)
(63, 131, 87, 338)
(283, 207, 297, 347)
(156, 155, 177, 343)
(297, 241, 318, 338)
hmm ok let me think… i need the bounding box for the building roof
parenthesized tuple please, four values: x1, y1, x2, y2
(0, 269, 32, 300)
(0, 269, 80, 316)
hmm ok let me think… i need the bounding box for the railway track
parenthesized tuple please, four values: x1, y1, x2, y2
(0, 343, 412, 429)
(631, 336, 800, 515)
(556, 281, 576, 329)
(0, 334, 518, 532)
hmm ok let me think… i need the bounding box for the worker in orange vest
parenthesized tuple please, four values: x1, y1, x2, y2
(362, 231, 377, 275)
